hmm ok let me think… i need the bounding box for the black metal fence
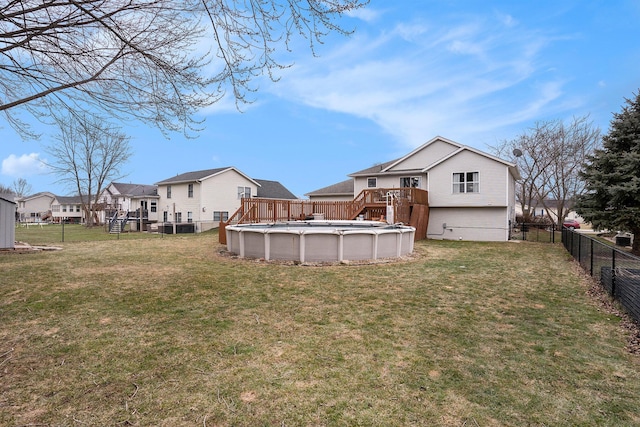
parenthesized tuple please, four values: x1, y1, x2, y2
(562, 229, 640, 323)
(511, 222, 559, 243)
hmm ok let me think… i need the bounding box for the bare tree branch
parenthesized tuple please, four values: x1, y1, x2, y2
(46, 114, 132, 227)
(0, 0, 368, 138)
(492, 116, 601, 227)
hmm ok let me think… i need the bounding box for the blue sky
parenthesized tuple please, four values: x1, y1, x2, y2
(2, 0, 639, 198)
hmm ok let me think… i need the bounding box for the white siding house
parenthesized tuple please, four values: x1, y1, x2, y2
(98, 182, 160, 229)
(308, 136, 520, 242)
(155, 167, 297, 232)
(51, 195, 84, 223)
(16, 192, 55, 223)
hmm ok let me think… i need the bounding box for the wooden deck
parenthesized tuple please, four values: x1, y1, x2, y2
(219, 188, 429, 244)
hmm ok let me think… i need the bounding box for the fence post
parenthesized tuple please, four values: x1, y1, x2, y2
(578, 232, 583, 265)
(590, 239, 594, 276)
(611, 248, 616, 297)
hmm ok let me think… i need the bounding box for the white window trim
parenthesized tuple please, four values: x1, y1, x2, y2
(453, 171, 479, 194)
(400, 176, 421, 188)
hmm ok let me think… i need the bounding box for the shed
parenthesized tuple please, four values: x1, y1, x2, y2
(0, 195, 17, 249)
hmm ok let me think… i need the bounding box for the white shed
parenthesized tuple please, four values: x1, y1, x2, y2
(0, 195, 16, 249)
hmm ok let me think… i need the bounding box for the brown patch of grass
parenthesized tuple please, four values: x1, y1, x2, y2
(1, 235, 640, 425)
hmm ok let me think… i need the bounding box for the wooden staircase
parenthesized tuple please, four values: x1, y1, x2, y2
(219, 188, 429, 244)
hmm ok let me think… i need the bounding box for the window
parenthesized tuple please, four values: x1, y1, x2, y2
(150, 202, 157, 213)
(175, 212, 182, 222)
(76, 205, 80, 212)
(187, 211, 193, 223)
(167, 185, 172, 199)
(62, 206, 67, 212)
(213, 211, 229, 222)
(163, 211, 168, 222)
(188, 184, 193, 198)
(237, 186, 251, 199)
(400, 176, 421, 188)
(453, 172, 479, 193)
(367, 177, 377, 188)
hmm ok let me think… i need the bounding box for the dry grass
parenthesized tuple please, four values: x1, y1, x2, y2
(1, 232, 639, 426)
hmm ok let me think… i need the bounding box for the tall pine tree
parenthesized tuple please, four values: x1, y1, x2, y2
(576, 90, 640, 254)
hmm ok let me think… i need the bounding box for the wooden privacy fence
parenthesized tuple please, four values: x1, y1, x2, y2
(219, 188, 429, 244)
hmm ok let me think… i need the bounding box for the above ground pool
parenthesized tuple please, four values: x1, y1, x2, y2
(225, 220, 415, 262)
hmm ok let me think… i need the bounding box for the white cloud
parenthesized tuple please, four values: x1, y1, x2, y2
(1, 153, 48, 177)
(345, 7, 383, 23)
(269, 11, 576, 149)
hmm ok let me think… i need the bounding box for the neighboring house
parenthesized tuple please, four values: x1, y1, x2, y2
(98, 182, 160, 228)
(255, 179, 298, 200)
(155, 167, 297, 233)
(307, 136, 520, 242)
(51, 195, 84, 223)
(515, 199, 585, 225)
(16, 192, 55, 222)
(0, 195, 16, 249)
(304, 179, 354, 201)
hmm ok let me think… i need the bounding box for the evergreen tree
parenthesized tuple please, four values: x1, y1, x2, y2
(576, 90, 640, 254)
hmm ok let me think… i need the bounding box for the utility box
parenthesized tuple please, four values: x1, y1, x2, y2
(176, 223, 195, 233)
(616, 235, 631, 246)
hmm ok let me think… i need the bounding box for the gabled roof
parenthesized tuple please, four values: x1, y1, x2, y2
(349, 136, 520, 180)
(424, 145, 521, 180)
(155, 167, 258, 186)
(110, 182, 158, 197)
(380, 136, 461, 173)
(348, 159, 399, 177)
(305, 179, 354, 197)
(255, 179, 298, 199)
(18, 191, 56, 202)
(0, 194, 17, 204)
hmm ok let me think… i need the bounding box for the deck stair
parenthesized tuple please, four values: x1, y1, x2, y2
(219, 188, 429, 244)
(108, 211, 129, 234)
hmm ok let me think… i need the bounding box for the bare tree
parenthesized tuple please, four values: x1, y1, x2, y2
(492, 116, 600, 227)
(11, 178, 32, 197)
(0, 0, 367, 138)
(0, 184, 15, 195)
(47, 115, 132, 227)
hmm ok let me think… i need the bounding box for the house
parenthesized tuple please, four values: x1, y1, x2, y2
(98, 182, 160, 230)
(255, 179, 297, 200)
(515, 199, 585, 226)
(155, 167, 297, 233)
(0, 194, 16, 249)
(304, 179, 354, 201)
(307, 136, 520, 242)
(51, 195, 84, 223)
(16, 191, 55, 223)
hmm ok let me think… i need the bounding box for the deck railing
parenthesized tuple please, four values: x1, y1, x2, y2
(219, 188, 429, 244)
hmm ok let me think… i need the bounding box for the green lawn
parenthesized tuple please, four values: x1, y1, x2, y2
(15, 223, 166, 245)
(1, 231, 639, 426)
